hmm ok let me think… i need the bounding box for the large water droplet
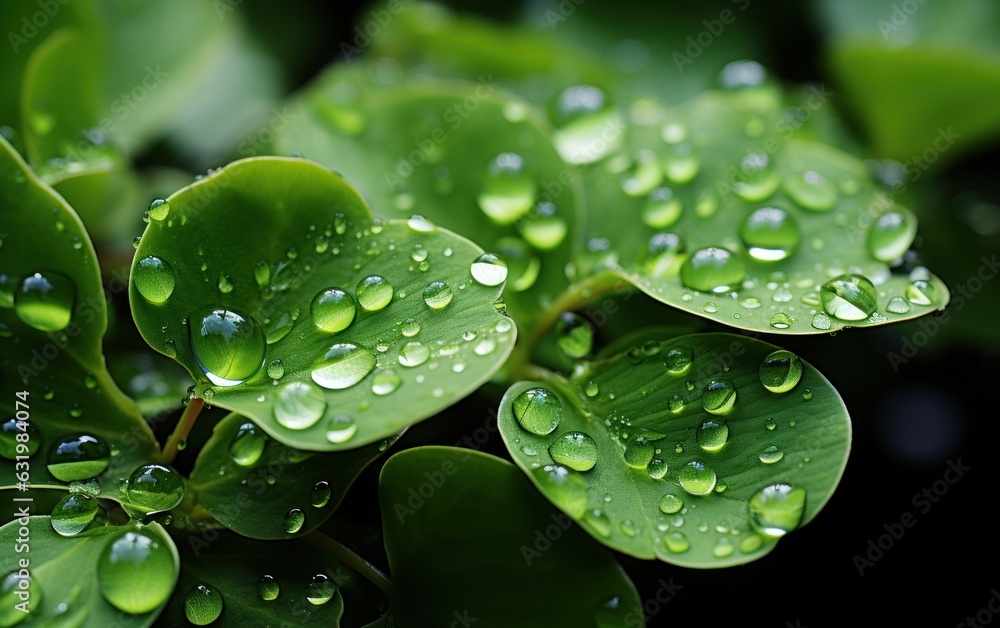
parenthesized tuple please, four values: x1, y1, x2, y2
(555, 313, 593, 359)
(531, 465, 588, 518)
(258, 575, 280, 601)
(325, 414, 357, 443)
(356, 275, 393, 311)
(305, 574, 336, 605)
(664, 531, 691, 553)
(190, 308, 265, 386)
(680, 247, 746, 293)
(126, 464, 184, 513)
(513, 387, 562, 435)
(147, 198, 170, 221)
(283, 508, 305, 533)
(134, 256, 175, 304)
(229, 422, 267, 465)
(470, 253, 509, 286)
(274, 381, 328, 429)
(50, 493, 100, 537)
(15, 271, 75, 332)
(679, 461, 717, 495)
(477, 153, 536, 224)
(869, 207, 917, 261)
(820, 274, 877, 321)
(423, 281, 453, 309)
(311, 481, 332, 508)
(98, 531, 176, 614)
(759, 350, 803, 393)
(784, 170, 837, 211)
(664, 347, 692, 374)
(701, 380, 736, 415)
(659, 494, 683, 514)
(748, 483, 806, 537)
(185, 584, 223, 625)
(697, 419, 729, 452)
(311, 344, 376, 390)
(548, 431, 598, 471)
(0, 417, 41, 460)
(740, 207, 800, 261)
(905, 279, 938, 306)
(311, 288, 356, 333)
(47, 434, 110, 481)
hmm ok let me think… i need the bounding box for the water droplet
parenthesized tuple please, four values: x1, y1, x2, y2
(555, 313, 593, 359)
(0, 418, 40, 460)
(15, 271, 75, 332)
(765, 418, 777, 431)
(133, 256, 175, 304)
(551, 85, 621, 164)
(769, 312, 792, 329)
(618, 151, 662, 197)
(585, 509, 612, 537)
(283, 508, 305, 533)
(713, 537, 735, 559)
(784, 170, 838, 211)
(668, 394, 685, 413)
(869, 207, 917, 261)
(759, 445, 784, 464)
(477, 152, 536, 224)
(664, 531, 690, 553)
(531, 464, 588, 518)
(399, 341, 430, 367)
(50, 493, 100, 537)
(623, 436, 655, 468)
(496, 237, 541, 291)
(266, 359, 284, 380)
(126, 464, 184, 513)
(275, 381, 328, 429)
(648, 458, 668, 479)
(703, 302, 718, 313)
(740, 207, 800, 261)
(97, 531, 176, 613)
(356, 275, 393, 311)
(470, 253, 508, 286)
(663, 145, 701, 184)
(423, 281, 453, 309)
(311, 344, 375, 390)
(659, 494, 683, 514)
(190, 308, 265, 386)
(254, 261, 271, 288)
(147, 199, 170, 221)
(733, 152, 779, 201)
(697, 419, 729, 452)
(474, 337, 497, 356)
(513, 388, 562, 435)
(663, 347, 692, 375)
(401, 318, 421, 337)
(217, 273, 233, 294)
(519, 203, 568, 250)
(679, 461, 717, 495)
(258, 575, 280, 601)
(619, 519, 640, 537)
(759, 350, 803, 393)
(305, 573, 336, 605)
(748, 483, 806, 537)
(229, 422, 267, 465)
(701, 380, 736, 415)
(905, 280, 938, 306)
(311, 481, 331, 508)
(680, 247, 746, 293)
(47, 434, 110, 481)
(325, 414, 358, 443)
(886, 296, 911, 314)
(185, 584, 223, 625)
(548, 431, 598, 471)
(311, 288, 356, 333)
(372, 369, 402, 395)
(802, 388, 813, 401)
(811, 313, 832, 330)
(820, 274, 878, 321)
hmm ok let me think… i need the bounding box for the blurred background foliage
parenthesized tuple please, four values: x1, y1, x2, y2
(3, 0, 998, 625)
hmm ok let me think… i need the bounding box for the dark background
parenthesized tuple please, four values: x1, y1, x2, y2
(140, 0, 1000, 626)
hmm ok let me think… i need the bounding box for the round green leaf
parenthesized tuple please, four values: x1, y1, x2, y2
(188, 412, 401, 539)
(380, 446, 645, 627)
(129, 156, 515, 452)
(0, 517, 178, 626)
(498, 332, 852, 568)
(575, 85, 950, 334)
(270, 65, 583, 325)
(0, 136, 159, 497)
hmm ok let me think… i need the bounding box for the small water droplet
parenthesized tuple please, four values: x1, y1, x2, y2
(356, 275, 393, 311)
(680, 247, 746, 293)
(697, 419, 729, 452)
(784, 170, 837, 211)
(311, 344, 376, 390)
(821, 274, 877, 321)
(15, 271, 75, 332)
(311, 288, 356, 333)
(283, 508, 305, 534)
(701, 380, 736, 415)
(126, 464, 184, 514)
(325, 414, 357, 443)
(869, 207, 917, 261)
(759, 350, 803, 392)
(477, 152, 536, 224)
(305, 574, 336, 605)
(679, 461, 717, 495)
(423, 281, 453, 309)
(748, 483, 806, 537)
(513, 388, 562, 435)
(759, 445, 784, 464)
(185, 584, 223, 625)
(555, 313, 593, 359)
(275, 381, 328, 429)
(740, 207, 800, 261)
(229, 422, 267, 466)
(470, 253, 509, 286)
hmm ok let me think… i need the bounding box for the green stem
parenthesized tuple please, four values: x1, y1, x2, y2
(305, 531, 394, 597)
(160, 397, 204, 465)
(508, 270, 625, 380)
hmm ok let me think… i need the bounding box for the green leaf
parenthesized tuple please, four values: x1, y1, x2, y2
(270, 64, 583, 325)
(574, 86, 950, 334)
(0, 518, 178, 626)
(380, 446, 645, 627)
(820, 0, 1000, 163)
(497, 332, 852, 568)
(188, 412, 401, 539)
(159, 531, 392, 626)
(0, 136, 159, 496)
(129, 156, 515, 451)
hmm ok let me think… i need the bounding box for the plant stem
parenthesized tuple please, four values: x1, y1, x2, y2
(160, 397, 204, 465)
(305, 531, 394, 597)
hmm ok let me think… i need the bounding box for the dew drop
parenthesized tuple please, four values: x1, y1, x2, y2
(398, 341, 430, 367)
(356, 275, 393, 311)
(184, 584, 223, 626)
(905, 280, 938, 306)
(678, 461, 717, 495)
(275, 381, 328, 429)
(229, 422, 267, 466)
(555, 312, 593, 359)
(134, 256, 175, 304)
(98, 531, 175, 614)
(513, 387, 562, 435)
(759, 350, 803, 393)
(311, 288, 356, 333)
(758, 445, 784, 464)
(372, 369, 402, 395)
(477, 153, 536, 224)
(548, 431, 598, 471)
(784, 170, 838, 211)
(748, 483, 806, 537)
(311, 481, 331, 508)
(869, 207, 917, 261)
(283, 508, 305, 533)
(820, 274, 878, 321)
(659, 494, 683, 514)
(126, 464, 184, 513)
(311, 344, 375, 390)
(423, 281, 453, 309)
(50, 493, 100, 537)
(305, 574, 336, 605)
(531, 464, 588, 518)
(47, 434, 110, 481)
(15, 271, 75, 332)
(740, 207, 800, 261)
(325, 414, 358, 444)
(697, 419, 729, 452)
(470, 253, 508, 286)
(680, 247, 746, 293)
(258, 575, 280, 601)
(701, 380, 736, 415)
